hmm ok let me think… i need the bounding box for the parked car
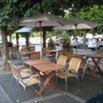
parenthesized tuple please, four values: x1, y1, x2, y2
(97, 38, 103, 50)
(70, 36, 84, 49)
(88, 38, 103, 50)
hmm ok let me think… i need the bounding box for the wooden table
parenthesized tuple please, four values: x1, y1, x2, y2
(73, 50, 103, 75)
(25, 59, 63, 95)
(25, 59, 51, 66)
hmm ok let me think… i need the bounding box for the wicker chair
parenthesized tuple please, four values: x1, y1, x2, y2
(56, 57, 82, 91)
(8, 61, 40, 90)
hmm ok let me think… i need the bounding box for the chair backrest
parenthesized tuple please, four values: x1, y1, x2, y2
(8, 61, 16, 77)
(68, 57, 81, 74)
(21, 46, 28, 53)
(42, 48, 49, 54)
(11, 47, 17, 51)
(29, 46, 35, 51)
(30, 52, 40, 60)
(13, 65, 22, 81)
(8, 61, 22, 80)
(57, 55, 67, 67)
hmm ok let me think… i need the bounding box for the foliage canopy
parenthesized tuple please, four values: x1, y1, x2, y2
(0, 0, 103, 33)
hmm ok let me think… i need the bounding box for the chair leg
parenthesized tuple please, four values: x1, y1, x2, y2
(65, 78, 68, 92)
(81, 63, 87, 79)
(55, 76, 58, 86)
(76, 75, 81, 88)
(24, 86, 26, 90)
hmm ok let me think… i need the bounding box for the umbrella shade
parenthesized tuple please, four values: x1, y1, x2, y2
(20, 13, 68, 27)
(54, 18, 99, 30)
(20, 20, 63, 28)
(54, 23, 91, 30)
(15, 27, 32, 33)
(20, 13, 69, 48)
(66, 18, 99, 28)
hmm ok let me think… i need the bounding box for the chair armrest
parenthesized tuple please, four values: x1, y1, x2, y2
(16, 65, 25, 69)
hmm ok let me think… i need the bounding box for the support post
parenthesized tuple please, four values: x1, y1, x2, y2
(43, 29, 46, 48)
(25, 33, 30, 50)
(16, 33, 19, 50)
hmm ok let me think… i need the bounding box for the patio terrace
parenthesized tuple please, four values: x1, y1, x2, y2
(0, 69, 103, 103)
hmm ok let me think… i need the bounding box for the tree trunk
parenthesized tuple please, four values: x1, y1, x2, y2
(1, 27, 9, 71)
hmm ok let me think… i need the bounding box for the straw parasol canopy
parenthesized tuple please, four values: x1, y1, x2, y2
(20, 13, 69, 48)
(54, 18, 99, 30)
(20, 13, 68, 28)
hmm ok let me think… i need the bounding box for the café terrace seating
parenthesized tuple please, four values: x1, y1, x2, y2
(8, 61, 40, 90)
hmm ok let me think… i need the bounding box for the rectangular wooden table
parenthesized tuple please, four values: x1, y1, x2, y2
(25, 59, 63, 95)
(73, 50, 103, 75)
(25, 59, 51, 66)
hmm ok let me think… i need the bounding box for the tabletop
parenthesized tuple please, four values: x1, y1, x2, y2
(73, 49, 103, 58)
(25, 59, 51, 66)
(32, 63, 63, 72)
(25, 59, 63, 72)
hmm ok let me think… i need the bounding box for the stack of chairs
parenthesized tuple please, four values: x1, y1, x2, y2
(8, 61, 40, 91)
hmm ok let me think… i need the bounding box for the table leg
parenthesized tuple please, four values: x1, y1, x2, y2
(91, 57, 102, 74)
(39, 73, 54, 94)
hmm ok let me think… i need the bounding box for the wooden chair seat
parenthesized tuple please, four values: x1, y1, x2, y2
(20, 71, 31, 79)
(22, 75, 40, 86)
(56, 71, 75, 79)
(20, 68, 31, 74)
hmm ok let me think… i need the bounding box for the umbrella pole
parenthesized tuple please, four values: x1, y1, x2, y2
(43, 29, 46, 48)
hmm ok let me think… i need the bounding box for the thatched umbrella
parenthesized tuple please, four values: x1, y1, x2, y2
(54, 18, 99, 30)
(15, 27, 32, 49)
(20, 13, 69, 48)
(54, 18, 99, 51)
(20, 14, 67, 27)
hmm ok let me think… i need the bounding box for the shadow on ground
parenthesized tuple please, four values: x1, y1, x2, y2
(0, 74, 103, 103)
(0, 74, 57, 103)
(58, 74, 103, 100)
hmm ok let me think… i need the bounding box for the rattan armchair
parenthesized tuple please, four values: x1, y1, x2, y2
(56, 57, 82, 91)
